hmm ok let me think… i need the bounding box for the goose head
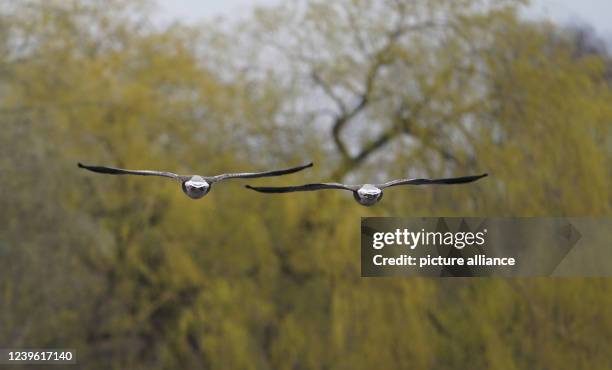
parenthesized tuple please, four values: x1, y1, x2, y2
(182, 176, 211, 199)
(354, 184, 383, 206)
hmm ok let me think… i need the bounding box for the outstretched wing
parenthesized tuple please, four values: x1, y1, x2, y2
(211, 162, 313, 182)
(245, 182, 357, 193)
(378, 173, 488, 189)
(78, 163, 181, 181)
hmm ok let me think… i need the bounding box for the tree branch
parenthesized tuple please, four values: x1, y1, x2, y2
(311, 70, 348, 114)
(326, 45, 395, 163)
(354, 125, 400, 165)
(323, 18, 441, 178)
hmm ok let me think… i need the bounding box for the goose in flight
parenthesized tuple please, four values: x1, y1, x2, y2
(246, 173, 487, 206)
(78, 162, 313, 199)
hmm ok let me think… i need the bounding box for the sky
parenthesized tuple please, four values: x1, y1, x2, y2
(154, 0, 612, 37)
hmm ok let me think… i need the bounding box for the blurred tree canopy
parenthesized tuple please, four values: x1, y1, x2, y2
(0, 0, 610, 369)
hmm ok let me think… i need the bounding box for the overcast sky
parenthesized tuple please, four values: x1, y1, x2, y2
(154, 0, 612, 37)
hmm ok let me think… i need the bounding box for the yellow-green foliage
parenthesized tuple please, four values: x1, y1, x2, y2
(0, 1, 610, 369)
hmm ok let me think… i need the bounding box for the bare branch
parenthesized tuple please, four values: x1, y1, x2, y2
(311, 70, 348, 114)
(331, 116, 351, 160)
(353, 126, 398, 165)
(327, 40, 397, 163)
(321, 14, 442, 178)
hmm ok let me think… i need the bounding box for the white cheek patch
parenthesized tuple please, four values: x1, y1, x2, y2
(186, 181, 209, 189)
(358, 187, 381, 197)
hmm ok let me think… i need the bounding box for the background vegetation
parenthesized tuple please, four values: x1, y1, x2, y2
(0, 0, 610, 368)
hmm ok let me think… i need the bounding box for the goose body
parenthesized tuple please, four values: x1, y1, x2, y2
(78, 162, 313, 200)
(354, 184, 383, 206)
(181, 176, 211, 199)
(246, 173, 488, 206)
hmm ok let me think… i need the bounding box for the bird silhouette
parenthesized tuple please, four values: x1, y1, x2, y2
(246, 173, 488, 206)
(78, 162, 313, 199)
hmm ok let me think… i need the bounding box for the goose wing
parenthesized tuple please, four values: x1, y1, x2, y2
(210, 162, 313, 182)
(245, 182, 357, 193)
(78, 163, 182, 181)
(378, 173, 488, 189)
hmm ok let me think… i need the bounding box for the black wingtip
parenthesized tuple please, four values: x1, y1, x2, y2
(77, 162, 85, 168)
(245, 185, 254, 189)
(306, 162, 314, 168)
(470, 173, 488, 183)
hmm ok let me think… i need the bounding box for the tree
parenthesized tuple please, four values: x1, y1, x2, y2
(0, 0, 610, 369)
